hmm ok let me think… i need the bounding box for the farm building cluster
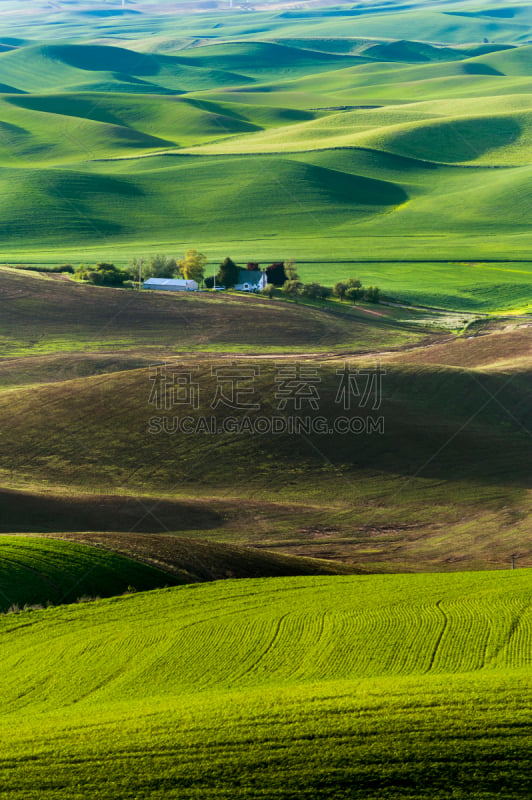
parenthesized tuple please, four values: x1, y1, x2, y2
(143, 263, 286, 293)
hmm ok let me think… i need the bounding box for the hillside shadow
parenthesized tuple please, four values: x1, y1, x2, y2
(0, 83, 25, 93)
(462, 62, 504, 76)
(42, 44, 161, 77)
(0, 489, 223, 534)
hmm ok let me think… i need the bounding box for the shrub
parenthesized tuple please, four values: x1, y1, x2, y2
(283, 280, 303, 301)
(365, 286, 380, 303)
(75, 262, 129, 287)
(261, 284, 275, 299)
(345, 286, 365, 303)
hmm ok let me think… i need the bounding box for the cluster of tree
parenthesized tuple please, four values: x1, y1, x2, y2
(75, 262, 130, 286)
(259, 261, 320, 302)
(260, 260, 299, 298)
(278, 280, 331, 302)
(76, 250, 209, 287)
(263, 273, 380, 304)
(334, 278, 380, 304)
(130, 250, 207, 283)
(73, 253, 382, 306)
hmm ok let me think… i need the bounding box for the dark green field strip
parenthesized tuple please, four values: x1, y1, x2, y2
(0, 533, 359, 612)
(0, 536, 179, 611)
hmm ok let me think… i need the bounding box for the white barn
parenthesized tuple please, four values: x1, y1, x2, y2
(143, 278, 198, 292)
(234, 269, 267, 293)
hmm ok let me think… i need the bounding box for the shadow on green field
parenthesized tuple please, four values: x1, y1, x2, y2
(42, 44, 162, 75)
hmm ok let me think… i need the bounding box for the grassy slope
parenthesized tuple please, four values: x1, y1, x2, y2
(0, 145, 530, 308)
(0, 302, 530, 571)
(0, 535, 180, 611)
(2, 1, 532, 45)
(0, 266, 427, 357)
(385, 323, 532, 370)
(3, 357, 529, 493)
(0, 570, 531, 798)
(0, 534, 359, 612)
(0, 8, 530, 796)
(0, 18, 529, 305)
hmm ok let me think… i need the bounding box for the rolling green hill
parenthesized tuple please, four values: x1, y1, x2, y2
(11, 0, 531, 45)
(0, 141, 530, 309)
(0, 535, 179, 611)
(0, 570, 530, 798)
(0, 6, 531, 797)
(0, 534, 359, 612)
(270, 6, 532, 44)
(0, 7, 529, 301)
(0, 43, 259, 94)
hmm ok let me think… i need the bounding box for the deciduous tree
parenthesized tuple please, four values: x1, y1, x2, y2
(217, 257, 240, 289)
(334, 281, 349, 301)
(283, 280, 303, 302)
(345, 286, 365, 303)
(266, 262, 287, 286)
(365, 286, 380, 303)
(143, 254, 179, 279)
(179, 249, 207, 283)
(284, 258, 299, 281)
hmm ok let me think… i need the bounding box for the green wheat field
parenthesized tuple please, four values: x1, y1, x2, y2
(0, 1, 531, 798)
(1, 569, 531, 799)
(0, 0, 530, 308)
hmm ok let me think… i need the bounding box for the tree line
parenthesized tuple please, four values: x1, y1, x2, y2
(72, 252, 380, 303)
(268, 272, 380, 304)
(75, 250, 208, 287)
